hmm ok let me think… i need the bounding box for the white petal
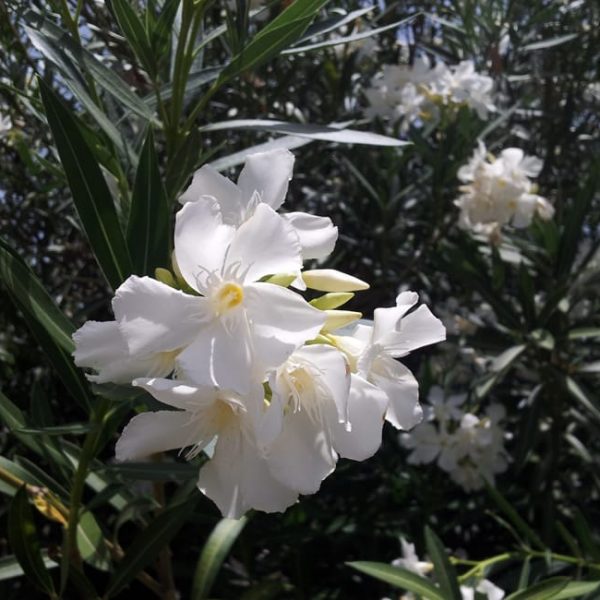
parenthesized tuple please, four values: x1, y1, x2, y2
(267, 408, 337, 494)
(381, 305, 446, 357)
(198, 426, 297, 519)
(115, 411, 200, 461)
(174, 198, 235, 293)
(372, 292, 419, 343)
(176, 318, 255, 394)
(133, 377, 218, 411)
(226, 204, 302, 283)
(294, 344, 350, 423)
(245, 282, 325, 368)
(331, 374, 387, 461)
(281, 212, 338, 260)
(178, 165, 245, 225)
(73, 320, 172, 384)
(112, 276, 206, 356)
(370, 355, 422, 430)
(237, 149, 295, 211)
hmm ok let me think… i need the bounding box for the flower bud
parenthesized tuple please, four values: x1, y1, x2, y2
(309, 292, 354, 310)
(321, 310, 362, 332)
(302, 269, 369, 292)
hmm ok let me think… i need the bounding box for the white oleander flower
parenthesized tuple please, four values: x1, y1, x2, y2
(116, 377, 298, 518)
(365, 57, 495, 127)
(455, 142, 554, 233)
(180, 149, 337, 261)
(115, 199, 325, 394)
(401, 389, 510, 491)
(461, 578, 505, 600)
(73, 198, 325, 393)
(391, 538, 432, 576)
(262, 345, 388, 494)
(332, 292, 446, 430)
(0, 113, 11, 137)
(435, 60, 496, 119)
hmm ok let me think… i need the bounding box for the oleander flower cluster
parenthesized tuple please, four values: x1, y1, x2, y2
(72, 149, 445, 518)
(385, 537, 505, 600)
(401, 387, 510, 491)
(365, 56, 496, 129)
(455, 142, 554, 237)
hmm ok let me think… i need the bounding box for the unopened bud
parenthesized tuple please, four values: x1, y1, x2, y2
(155, 268, 177, 288)
(309, 292, 354, 310)
(322, 310, 362, 332)
(264, 273, 296, 287)
(303, 269, 369, 292)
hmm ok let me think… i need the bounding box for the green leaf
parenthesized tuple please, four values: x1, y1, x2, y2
(0, 552, 58, 582)
(77, 511, 111, 571)
(484, 481, 546, 550)
(347, 562, 444, 600)
(127, 128, 170, 275)
(0, 239, 75, 353)
(25, 10, 155, 123)
(199, 119, 408, 146)
(283, 13, 417, 54)
(521, 33, 578, 51)
(552, 581, 600, 599)
(109, 0, 156, 77)
(17, 424, 92, 436)
(424, 526, 461, 600)
(505, 577, 569, 600)
(191, 516, 248, 599)
(105, 494, 198, 596)
(216, 0, 329, 86)
(8, 487, 56, 596)
(40, 80, 133, 289)
(565, 377, 600, 423)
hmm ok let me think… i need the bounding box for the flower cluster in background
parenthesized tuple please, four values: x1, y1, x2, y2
(72, 149, 446, 518)
(454, 142, 554, 238)
(364, 57, 496, 129)
(386, 537, 505, 600)
(401, 387, 510, 491)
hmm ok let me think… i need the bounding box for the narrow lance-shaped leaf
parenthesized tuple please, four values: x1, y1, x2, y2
(8, 487, 56, 597)
(424, 526, 461, 600)
(347, 562, 444, 600)
(105, 495, 198, 596)
(192, 516, 248, 600)
(127, 128, 171, 275)
(215, 0, 330, 87)
(0, 238, 75, 353)
(39, 80, 133, 289)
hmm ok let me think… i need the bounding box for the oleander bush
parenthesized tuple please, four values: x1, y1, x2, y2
(0, 1, 599, 598)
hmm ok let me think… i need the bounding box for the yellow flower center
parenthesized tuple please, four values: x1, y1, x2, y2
(214, 282, 244, 315)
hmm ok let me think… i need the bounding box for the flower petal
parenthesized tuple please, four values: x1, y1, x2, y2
(176, 318, 255, 394)
(178, 165, 244, 225)
(115, 411, 201, 461)
(372, 292, 419, 343)
(226, 204, 302, 283)
(266, 408, 337, 494)
(73, 320, 173, 384)
(331, 374, 387, 460)
(380, 305, 446, 357)
(370, 355, 422, 430)
(198, 426, 297, 519)
(294, 344, 350, 423)
(245, 282, 325, 368)
(281, 212, 338, 260)
(237, 149, 295, 211)
(112, 276, 206, 356)
(174, 198, 235, 293)
(133, 377, 218, 411)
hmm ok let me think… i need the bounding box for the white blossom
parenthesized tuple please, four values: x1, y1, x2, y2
(455, 142, 554, 233)
(331, 292, 446, 430)
(365, 57, 495, 128)
(401, 388, 510, 491)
